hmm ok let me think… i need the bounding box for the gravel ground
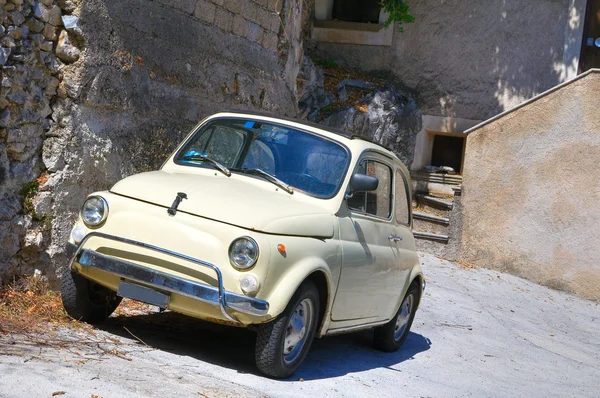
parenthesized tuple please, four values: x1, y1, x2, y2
(1, 252, 598, 398)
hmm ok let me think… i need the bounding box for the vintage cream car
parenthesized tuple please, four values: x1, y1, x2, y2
(61, 111, 424, 378)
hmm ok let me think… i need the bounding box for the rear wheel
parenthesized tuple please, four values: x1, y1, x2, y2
(61, 269, 121, 323)
(255, 280, 319, 378)
(373, 283, 419, 352)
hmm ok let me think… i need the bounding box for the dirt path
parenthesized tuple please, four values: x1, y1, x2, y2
(1, 253, 598, 397)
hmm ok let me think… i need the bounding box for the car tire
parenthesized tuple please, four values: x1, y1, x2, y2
(61, 269, 122, 323)
(255, 280, 320, 379)
(373, 283, 419, 352)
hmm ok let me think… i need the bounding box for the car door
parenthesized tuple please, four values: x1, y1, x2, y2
(331, 153, 400, 321)
(389, 167, 419, 304)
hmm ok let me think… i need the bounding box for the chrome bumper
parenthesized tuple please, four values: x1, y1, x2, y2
(68, 232, 269, 323)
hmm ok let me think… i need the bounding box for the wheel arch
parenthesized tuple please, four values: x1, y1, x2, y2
(304, 270, 331, 337)
(263, 258, 334, 336)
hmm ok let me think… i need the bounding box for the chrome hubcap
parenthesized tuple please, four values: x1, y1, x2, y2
(394, 293, 414, 341)
(283, 298, 313, 364)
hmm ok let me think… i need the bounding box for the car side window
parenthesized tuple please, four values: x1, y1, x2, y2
(395, 170, 410, 225)
(348, 159, 392, 218)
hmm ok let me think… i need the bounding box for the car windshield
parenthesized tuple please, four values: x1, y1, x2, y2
(175, 118, 350, 198)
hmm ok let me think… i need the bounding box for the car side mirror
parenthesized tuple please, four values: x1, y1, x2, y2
(346, 173, 378, 198)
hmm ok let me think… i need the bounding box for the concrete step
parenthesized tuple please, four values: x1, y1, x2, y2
(411, 171, 462, 196)
(413, 211, 450, 225)
(416, 194, 453, 210)
(413, 218, 449, 235)
(412, 230, 449, 243)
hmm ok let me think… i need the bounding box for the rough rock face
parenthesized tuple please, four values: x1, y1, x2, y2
(320, 87, 422, 167)
(297, 57, 422, 167)
(296, 56, 334, 119)
(0, 0, 302, 284)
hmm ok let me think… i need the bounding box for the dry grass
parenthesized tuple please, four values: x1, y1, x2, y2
(0, 277, 155, 363)
(0, 276, 79, 335)
(314, 61, 387, 119)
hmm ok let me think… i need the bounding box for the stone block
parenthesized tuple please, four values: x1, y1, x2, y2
(9, 11, 25, 25)
(42, 23, 57, 40)
(160, 0, 196, 14)
(232, 14, 248, 37)
(0, 47, 11, 65)
(262, 30, 278, 52)
(48, 5, 62, 26)
(247, 21, 264, 44)
(40, 40, 53, 52)
(27, 17, 46, 33)
(214, 7, 233, 32)
(269, 14, 281, 32)
(210, 0, 224, 6)
(255, 6, 273, 30)
(33, 3, 50, 22)
(267, 0, 281, 12)
(241, 1, 257, 21)
(193, 0, 216, 24)
(57, 0, 77, 13)
(254, 0, 268, 9)
(223, 0, 241, 14)
(55, 30, 79, 63)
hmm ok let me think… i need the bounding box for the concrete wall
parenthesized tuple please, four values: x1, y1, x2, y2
(0, 0, 301, 282)
(310, 0, 586, 121)
(459, 70, 600, 301)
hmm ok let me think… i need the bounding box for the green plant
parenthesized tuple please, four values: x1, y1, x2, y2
(313, 58, 338, 69)
(19, 179, 39, 217)
(380, 0, 415, 32)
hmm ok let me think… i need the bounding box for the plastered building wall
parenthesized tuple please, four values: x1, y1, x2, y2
(459, 70, 600, 300)
(312, 0, 585, 121)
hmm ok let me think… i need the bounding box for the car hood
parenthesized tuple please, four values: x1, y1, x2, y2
(109, 171, 335, 238)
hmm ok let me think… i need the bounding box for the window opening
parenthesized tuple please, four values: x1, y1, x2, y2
(331, 0, 381, 24)
(430, 135, 465, 175)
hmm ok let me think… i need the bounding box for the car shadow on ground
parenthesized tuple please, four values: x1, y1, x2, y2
(97, 311, 431, 380)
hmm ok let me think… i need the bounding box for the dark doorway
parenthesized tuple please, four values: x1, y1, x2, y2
(580, 0, 600, 72)
(332, 0, 381, 24)
(430, 135, 465, 174)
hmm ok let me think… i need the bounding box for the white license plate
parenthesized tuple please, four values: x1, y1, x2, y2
(118, 281, 170, 309)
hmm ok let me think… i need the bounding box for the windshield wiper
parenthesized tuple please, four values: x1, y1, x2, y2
(231, 168, 293, 194)
(181, 154, 231, 177)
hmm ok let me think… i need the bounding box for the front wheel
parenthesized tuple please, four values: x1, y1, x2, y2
(373, 284, 419, 352)
(255, 280, 320, 378)
(61, 269, 122, 323)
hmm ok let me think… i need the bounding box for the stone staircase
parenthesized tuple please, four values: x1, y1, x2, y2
(411, 187, 461, 255)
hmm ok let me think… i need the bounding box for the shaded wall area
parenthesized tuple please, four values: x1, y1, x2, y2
(459, 70, 600, 301)
(310, 0, 581, 121)
(1, 0, 301, 281)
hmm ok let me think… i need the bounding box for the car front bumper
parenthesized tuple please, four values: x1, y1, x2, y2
(67, 232, 269, 324)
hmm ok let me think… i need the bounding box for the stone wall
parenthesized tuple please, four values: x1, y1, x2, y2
(309, 0, 583, 122)
(0, 0, 64, 276)
(0, 0, 302, 282)
(458, 70, 600, 301)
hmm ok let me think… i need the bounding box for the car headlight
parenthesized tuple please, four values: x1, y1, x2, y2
(81, 196, 108, 227)
(228, 237, 259, 270)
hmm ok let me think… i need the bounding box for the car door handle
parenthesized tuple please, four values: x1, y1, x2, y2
(388, 235, 402, 242)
